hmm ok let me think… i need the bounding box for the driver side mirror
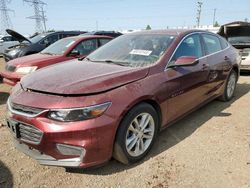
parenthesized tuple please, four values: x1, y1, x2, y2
(169, 56, 199, 68)
(69, 49, 80, 57)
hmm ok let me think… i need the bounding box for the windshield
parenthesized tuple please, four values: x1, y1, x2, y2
(87, 34, 175, 67)
(29, 34, 46, 43)
(41, 38, 76, 55)
(228, 36, 250, 44)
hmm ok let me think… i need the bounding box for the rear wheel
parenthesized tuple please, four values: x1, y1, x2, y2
(113, 103, 159, 164)
(219, 70, 237, 101)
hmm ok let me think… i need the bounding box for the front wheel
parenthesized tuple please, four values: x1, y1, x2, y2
(219, 70, 237, 101)
(113, 103, 159, 164)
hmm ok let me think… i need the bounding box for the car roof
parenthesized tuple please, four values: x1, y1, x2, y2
(36, 31, 86, 37)
(65, 35, 113, 40)
(128, 29, 208, 36)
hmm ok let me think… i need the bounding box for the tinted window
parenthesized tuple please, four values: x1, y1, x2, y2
(61, 34, 76, 38)
(202, 34, 222, 54)
(72, 39, 98, 55)
(99, 38, 111, 46)
(30, 34, 46, 43)
(170, 34, 202, 64)
(228, 36, 250, 44)
(41, 34, 59, 45)
(220, 37, 229, 49)
(3, 36, 14, 41)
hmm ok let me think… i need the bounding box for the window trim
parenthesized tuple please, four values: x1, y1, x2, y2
(165, 32, 231, 71)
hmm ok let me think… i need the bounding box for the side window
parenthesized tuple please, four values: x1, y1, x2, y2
(99, 38, 111, 46)
(202, 34, 222, 54)
(3, 36, 12, 41)
(61, 34, 74, 39)
(42, 34, 59, 45)
(219, 37, 229, 49)
(72, 39, 98, 55)
(170, 34, 202, 64)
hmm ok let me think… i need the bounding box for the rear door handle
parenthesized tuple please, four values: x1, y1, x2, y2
(202, 63, 209, 70)
(224, 56, 230, 61)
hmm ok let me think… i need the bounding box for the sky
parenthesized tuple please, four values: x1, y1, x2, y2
(3, 0, 250, 35)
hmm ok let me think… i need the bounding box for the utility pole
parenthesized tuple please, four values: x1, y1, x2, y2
(0, 0, 14, 35)
(196, 1, 203, 28)
(24, 0, 47, 33)
(213, 8, 217, 26)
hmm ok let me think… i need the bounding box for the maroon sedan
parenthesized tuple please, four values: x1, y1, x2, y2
(1, 35, 112, 86)
(6, 30, 240, 168)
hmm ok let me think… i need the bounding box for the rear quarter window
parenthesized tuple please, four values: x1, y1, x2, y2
(219, 37, 229, 49)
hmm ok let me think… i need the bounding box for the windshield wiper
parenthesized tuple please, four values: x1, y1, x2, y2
(41, 52, 54, 55)
(80, 57, 131, 67)
(97, 59, 131, 67)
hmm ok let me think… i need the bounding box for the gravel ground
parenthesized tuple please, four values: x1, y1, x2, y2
(0, 58, 249, 188)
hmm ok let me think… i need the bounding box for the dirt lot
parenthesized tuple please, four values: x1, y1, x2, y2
(0, 58, 249, 188)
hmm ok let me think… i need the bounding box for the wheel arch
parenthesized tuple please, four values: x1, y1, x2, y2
(113, 97, 162, 142)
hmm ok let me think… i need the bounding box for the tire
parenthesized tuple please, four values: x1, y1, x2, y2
(113, 103, 159, 164)
(219, 70, 237, 102)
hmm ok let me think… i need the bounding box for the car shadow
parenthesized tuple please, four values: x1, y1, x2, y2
(0, 92, 9, 105)
(66, 82, 250, 175)
(0, 161, 13, 188)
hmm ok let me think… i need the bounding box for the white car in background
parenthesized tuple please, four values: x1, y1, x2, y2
(218, 21, 250, 72)
(0, 35, 19, 56)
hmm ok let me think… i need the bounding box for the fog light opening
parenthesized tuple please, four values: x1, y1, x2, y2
(56, 144, 84, 157)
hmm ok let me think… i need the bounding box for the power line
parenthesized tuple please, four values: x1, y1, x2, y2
(0, 0, 14, 35)
(24, 0, 47, 33)
(196, 1, 203, 28)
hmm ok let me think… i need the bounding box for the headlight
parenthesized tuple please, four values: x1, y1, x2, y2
(15, 66, 38, 74)
(47, 102, 111, 122)
(9, 49, 20, 56)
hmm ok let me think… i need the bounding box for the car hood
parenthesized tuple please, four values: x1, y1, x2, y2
(21, 61, 149, 95)
(8, 53, 62, 67)
(6, 29, 31, 43)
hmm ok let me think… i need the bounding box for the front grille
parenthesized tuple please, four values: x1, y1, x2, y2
(5, 64, 16, 72)
(19, 123, 43, 144)
(10, 102, 45, 116)
(7, 120, 43, 144)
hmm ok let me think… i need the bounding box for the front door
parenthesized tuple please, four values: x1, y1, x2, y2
(166, 33, 210, 123)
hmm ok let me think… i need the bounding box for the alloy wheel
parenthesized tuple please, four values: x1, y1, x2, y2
(125, 113, 155, 157)
(227, 73, 236, 99)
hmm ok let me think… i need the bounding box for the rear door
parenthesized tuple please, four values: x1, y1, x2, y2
(166, 33, 210, 123)
(201, 33, 229, 96)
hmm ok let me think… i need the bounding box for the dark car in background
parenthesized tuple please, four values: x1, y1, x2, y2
(1, 35, 113, 86)
(3, 29, 86, 62)
(82, 31, 123, 38)
(7, 30, 240, 168)
(218, 21, 250, 71)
